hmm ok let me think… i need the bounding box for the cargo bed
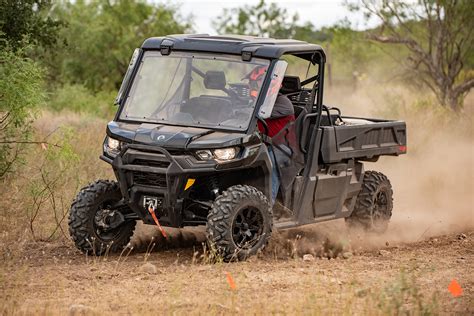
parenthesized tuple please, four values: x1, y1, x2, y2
(319, 116, 407, 163)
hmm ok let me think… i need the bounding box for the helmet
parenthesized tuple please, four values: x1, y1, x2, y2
(248, 66, 267, 98)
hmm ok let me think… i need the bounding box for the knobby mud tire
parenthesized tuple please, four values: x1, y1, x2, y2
(346, 171, 393, 233)
(68, 180, 136, 255)
(206, 185, 273, 262)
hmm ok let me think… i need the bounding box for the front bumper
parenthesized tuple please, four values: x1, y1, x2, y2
(101, 144, 218, 227)
(101, 143, 272, 228)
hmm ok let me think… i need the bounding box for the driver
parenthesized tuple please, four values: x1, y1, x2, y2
(249, 66, 296, 205)
(249, 66, 296, 137)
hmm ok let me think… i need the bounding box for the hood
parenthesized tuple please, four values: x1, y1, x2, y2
(107, 121, 252, 149)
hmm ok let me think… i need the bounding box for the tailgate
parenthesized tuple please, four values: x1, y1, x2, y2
(320, 118, 407, 163)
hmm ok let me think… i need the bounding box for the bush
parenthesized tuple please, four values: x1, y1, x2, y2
(48, 84, 116, 118)
(374, 270, 439, 315)
(0, 48, 44, 179)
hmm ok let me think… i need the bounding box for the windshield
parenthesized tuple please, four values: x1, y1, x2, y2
(120, 51, 270, 130)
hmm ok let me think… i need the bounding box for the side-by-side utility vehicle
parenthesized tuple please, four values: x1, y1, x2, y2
(69, 34, 407, 261)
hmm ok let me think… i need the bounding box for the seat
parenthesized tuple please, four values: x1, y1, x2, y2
(280, 76, 301, 94)
(180, 96, 232, 123)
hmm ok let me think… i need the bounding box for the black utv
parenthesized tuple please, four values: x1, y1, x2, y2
(69, 34, 407, 261)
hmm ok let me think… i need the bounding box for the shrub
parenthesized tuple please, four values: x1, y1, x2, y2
(48, 84, 116, 118)
(0, 48, 44, 179)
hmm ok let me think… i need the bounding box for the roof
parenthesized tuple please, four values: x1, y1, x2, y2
(141, 34, 326, 63)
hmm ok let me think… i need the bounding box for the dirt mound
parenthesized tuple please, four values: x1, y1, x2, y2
(263, 223, 348, 259)
(130, 222, 206, 253)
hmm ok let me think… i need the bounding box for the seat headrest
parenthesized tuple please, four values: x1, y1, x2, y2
(280, 76, 301, 94)
(204, 71, 226, 90)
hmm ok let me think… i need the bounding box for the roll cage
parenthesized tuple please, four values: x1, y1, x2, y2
(115, 34, 327, 147)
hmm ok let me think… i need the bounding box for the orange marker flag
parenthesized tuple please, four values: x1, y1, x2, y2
(225, 271, 236, 290)
(448, 279, 463, 297)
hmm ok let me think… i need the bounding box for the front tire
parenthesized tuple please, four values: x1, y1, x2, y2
(206, 185, 273, 261)
(69, 180, 136, 255)
(346, 171, 393, 233)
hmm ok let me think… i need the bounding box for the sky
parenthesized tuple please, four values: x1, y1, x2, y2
(153, 0, 375, 34)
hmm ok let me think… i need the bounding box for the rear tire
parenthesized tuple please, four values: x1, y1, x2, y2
(346, 171, 393, 233)
(69, 180, 136, 255)
(206, 185, 273, 261)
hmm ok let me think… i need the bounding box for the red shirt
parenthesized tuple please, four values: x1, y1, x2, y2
(257, 115, 295, 138)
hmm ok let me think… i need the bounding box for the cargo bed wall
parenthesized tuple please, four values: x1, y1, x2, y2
(320, 119, 407, 163)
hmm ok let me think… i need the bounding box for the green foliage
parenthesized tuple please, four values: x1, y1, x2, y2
(26, 127, 80, 240)
(374, 270, 439, 315)
(48, 84, 116, 118)
(212, 1, 393, 84)
(52, 0, 191, 92)
(293, 23, 333, 43)
(213, 0, 298, 38)
(324, 24, 395, 82)
(0, 48, 44, 178)
(0, 0, 63, 51)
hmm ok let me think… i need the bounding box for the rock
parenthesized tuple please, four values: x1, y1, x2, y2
(330, 277, 342, 285)
(69, 304, 92, 315)
(342, 252, 353, 259)
(379, 250, 390, 256)
(302, 254, 315, 262)
(356, 289, 368, 297)
(139, 262, 158, 274)
(457, 233, 467, 240)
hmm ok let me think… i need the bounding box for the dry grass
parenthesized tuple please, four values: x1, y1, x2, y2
(1, 230, 472, 315)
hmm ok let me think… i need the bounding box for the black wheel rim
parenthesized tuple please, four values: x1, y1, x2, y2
(372, 189, 389, 227)
(232, 207, 264, 249)
(93, 200, 128, 243)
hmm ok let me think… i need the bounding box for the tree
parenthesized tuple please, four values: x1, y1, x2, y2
(293, 23, 333, 43)
(0, 0, 62, 51)
(52, 0, 191, 92)
(213, 0, 298, 38)
(352, 0, 474, 111)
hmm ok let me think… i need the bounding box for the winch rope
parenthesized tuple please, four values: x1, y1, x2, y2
(147, 205, 167, 238)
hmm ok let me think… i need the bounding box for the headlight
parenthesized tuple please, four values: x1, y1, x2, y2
(195, 147, 238, 161)
(213, 147, 237, 160)
(104, 136, 121, 157)
(107, 137, 120, 150)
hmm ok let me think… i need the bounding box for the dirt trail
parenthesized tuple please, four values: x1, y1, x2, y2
(1, 226, 473, 315)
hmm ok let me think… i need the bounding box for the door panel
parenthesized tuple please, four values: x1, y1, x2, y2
(312, 166, 351, 217)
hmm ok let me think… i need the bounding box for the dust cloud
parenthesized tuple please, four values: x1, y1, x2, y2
(327, 84, 474, 246)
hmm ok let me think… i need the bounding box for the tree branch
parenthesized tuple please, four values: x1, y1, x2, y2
(0, 141, 62, 148)
(453, 77, 474, 97)
(0, 112, 9, 124)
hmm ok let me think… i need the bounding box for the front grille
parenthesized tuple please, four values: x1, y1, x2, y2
(132, 171, 167, 187)
(132, 159, 170, 169)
